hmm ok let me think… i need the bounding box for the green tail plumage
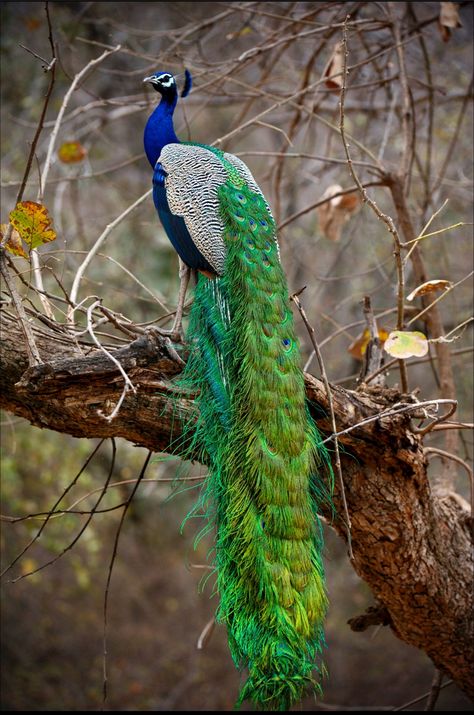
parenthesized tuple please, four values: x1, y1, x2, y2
(178, 172, 330, 710)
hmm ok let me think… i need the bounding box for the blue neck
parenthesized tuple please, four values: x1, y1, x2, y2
(144, 92, 179, 168)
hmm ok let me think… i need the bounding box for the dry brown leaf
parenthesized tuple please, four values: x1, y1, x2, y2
(406, 279, 453, 301)
(438, 2, 462, 42)
(323, 41, 345, 91)
(317, 185, 361, 241)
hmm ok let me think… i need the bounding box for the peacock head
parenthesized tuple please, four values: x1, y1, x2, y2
(143, 71, 177, 97)
(143, 69, 192, 99)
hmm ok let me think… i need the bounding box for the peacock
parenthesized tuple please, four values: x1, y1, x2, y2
(143, 69, 330, 711)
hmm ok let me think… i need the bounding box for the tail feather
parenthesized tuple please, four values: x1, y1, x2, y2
(178, 178, 330, 710)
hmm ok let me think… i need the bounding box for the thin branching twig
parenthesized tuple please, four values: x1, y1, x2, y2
(0, 439, 106, 579)
(102, 450, 153, 705)
(291, 288, 353, 560)
(339, 16, 409, 392)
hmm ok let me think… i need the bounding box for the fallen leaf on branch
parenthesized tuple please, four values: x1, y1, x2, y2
(406, 279, 453, 301)
(384, 330, 429, 359)
(317, 184, 361, 241)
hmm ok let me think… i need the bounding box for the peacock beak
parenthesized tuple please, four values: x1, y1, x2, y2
(143, 75, 156, 84)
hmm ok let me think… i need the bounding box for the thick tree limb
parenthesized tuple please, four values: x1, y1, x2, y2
(0, 311, 472, 698)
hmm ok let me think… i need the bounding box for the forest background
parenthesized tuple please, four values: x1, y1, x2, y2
(1, 1, 473, 711)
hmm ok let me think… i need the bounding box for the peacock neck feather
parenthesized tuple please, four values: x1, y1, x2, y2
(144, 90, 179, 168)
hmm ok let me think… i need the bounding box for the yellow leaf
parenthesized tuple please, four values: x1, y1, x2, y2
(0, 223, 28, 258)
(348, 327, 389, 360)
(58, 141, 87, 164)
(9, 201, 56, 251)
(406, 279, 453, 301)
(21, 557, 38, 576)
(384, 331, 429, 359)
(226, 26, 252, 40)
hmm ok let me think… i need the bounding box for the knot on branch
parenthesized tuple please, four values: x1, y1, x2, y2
(15, 362, 56, 392)
(348, 604, 392, 632)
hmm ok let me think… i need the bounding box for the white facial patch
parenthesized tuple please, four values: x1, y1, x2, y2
(158, 74, 174, 87)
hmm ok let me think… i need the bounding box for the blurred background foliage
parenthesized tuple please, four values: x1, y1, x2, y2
(1, 1, 473, 710)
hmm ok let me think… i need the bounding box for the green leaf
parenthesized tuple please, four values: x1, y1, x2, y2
(384, 330, 429, 359)
(9, 201, 56, 251)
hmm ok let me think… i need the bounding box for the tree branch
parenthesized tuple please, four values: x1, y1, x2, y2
(1, 311, 472, 698)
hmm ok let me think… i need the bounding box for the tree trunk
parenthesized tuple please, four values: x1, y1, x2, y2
(1, 311, 472, 698)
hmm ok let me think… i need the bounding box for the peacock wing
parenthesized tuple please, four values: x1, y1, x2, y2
(159, 143, 229, 275)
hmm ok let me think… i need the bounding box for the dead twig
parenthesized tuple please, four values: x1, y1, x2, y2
(393, 678, 453, 712)
(388, 180, 459, 488)
(102, 450, 152, 705)
(68, 189, 152, 318)
(359, 295, 384, 386)
(0, 475, 205, 524)
(0, 254, 42, 366)
(425, 447, 473, 516)
(291, 287, 353, 560)
(8, 439, 117, 584)
(323, 399, 458, 444)
(424, 669, 444, 711)
(38, 44, 122, 198)
(339, 17, 408, 392)
(0, 439, 106, 579)
(29, 43, 122, 320)
(86, 300, 137, 421)
(389, 2, 415, 195)
(2, 3, 57, 319)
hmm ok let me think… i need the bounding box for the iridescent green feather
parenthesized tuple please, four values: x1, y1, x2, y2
(178, 174, 331, 710)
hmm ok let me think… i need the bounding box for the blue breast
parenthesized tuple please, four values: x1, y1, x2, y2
(153, 163, 215, 274)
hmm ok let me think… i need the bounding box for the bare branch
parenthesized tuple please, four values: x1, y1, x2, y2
(68, 189, 152, 317)
(339, 16, 408, 391)
(38, 44, 122, 199)
(0, 255, 41, 366)
(291, 288, 352, 560)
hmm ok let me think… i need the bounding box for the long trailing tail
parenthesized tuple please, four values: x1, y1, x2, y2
(180, 179, 330, 710)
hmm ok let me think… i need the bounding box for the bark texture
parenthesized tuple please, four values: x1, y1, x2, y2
(1, 311, 472, 698)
